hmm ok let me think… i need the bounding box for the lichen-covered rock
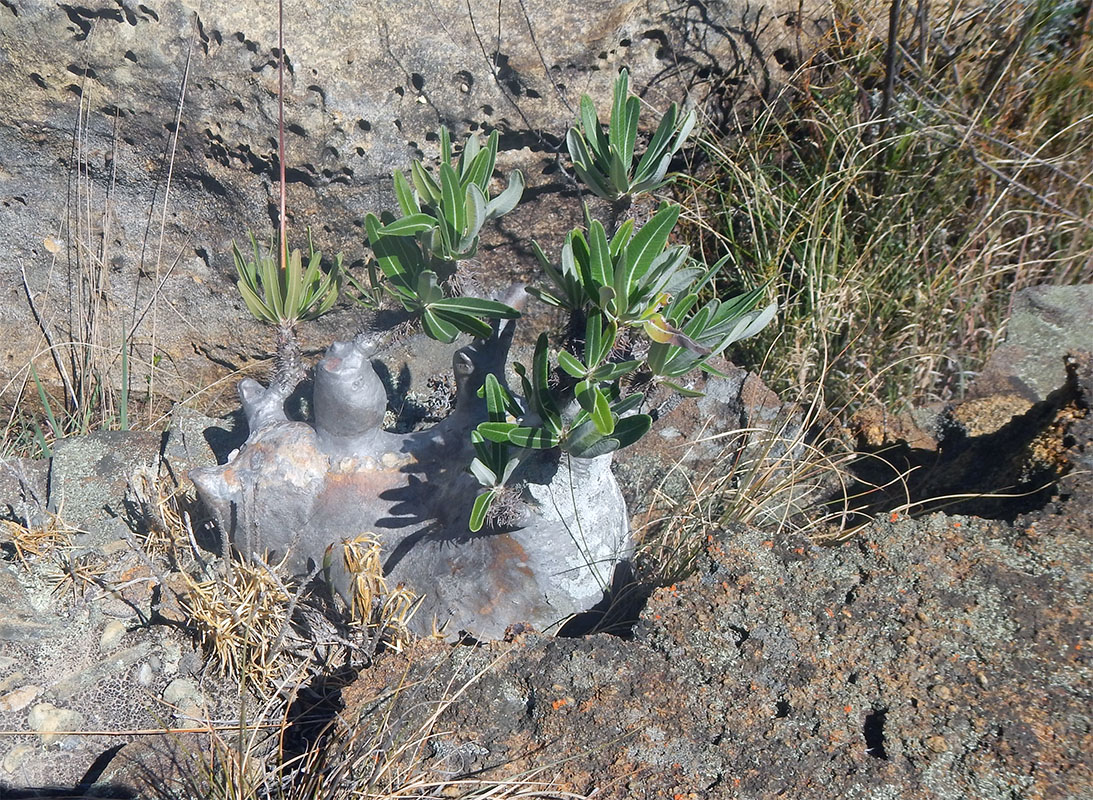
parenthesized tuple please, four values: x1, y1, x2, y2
(337, 362, 1093, 798)
(0, 0, 811, 396)
(191, 331, 633, 641)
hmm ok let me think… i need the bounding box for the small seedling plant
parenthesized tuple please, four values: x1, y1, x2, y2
(236, 67, 776, 531)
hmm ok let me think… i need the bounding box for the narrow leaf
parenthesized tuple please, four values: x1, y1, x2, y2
(469, 491, 494, 532)
(557, 349, 587, 378)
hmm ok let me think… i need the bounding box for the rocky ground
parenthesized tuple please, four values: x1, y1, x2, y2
(0, 287, 1089, 798)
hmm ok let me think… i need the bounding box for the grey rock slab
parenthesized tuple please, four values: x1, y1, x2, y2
(0, 566, 57, 643)
(0, 0, 811, 397)
(974, 284, 1093, 401)
(47, 430, 163, 534)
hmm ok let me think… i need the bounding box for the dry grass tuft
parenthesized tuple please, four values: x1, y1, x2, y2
(179, 556, 299, 691)
(684, 0, 1093, 413)
(0, 513, 76, 566)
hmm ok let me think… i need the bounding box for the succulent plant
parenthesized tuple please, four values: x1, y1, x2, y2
(566, 68, 697, 201)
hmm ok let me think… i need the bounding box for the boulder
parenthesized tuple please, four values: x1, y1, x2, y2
(0, 0, 814, 399)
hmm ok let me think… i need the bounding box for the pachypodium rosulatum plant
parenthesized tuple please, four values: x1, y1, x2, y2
(233, 232, 343, 388)
(233, 65, 776, 532)
(233, 233, 343, 327)
(566, 67, 697, 202)
(350, 128, 525, 342)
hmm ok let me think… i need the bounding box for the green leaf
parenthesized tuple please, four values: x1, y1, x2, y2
(626, 204, 680, 287)
(482, 373, 507, 422)
(611, 392, 645, 416)
(464, 182, 487, 248)
(410, 160, 441, 205)
(440, 125, 452, 164)
(659, 378, 705, 397)
(439, 163, 465, 236)
(608, 68, 630, 159)
(421, 307, 460, 342)
(379, 213, 437, 237)
(393, 169, 420, 215)
(458, 131, 481, 181)
(429, 296, 520, 319)
(607, 149, 630, 196)
(579, 94, 609, 157)
(477, 421, 519, 443)
(434, 309, 493, 339)
(592, 359, 640, 381)
(576, 380, 614, 435)
(484, 170, 524, 219)
(588, 219, 612, 292)
(469, 491, 494, 532)
(532, 333, 561, 419)
(634, 105, 678, 180)
(506, 426, 561, 449)
(468, 458, 497, 487)
(620, 95, 640, 168)
(610, 413, 652, 449)
(557, 349, 587, 379)
(366, 213, 410, 280)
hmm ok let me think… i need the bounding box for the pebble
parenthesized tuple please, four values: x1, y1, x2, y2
(1, 744, 32, 774)
(27, 702, 85, 745)
(99, 619, 127, 651)
(0, 685, 40, 712)
(162, 678, 204, 710)
(0, 671, 24, 693)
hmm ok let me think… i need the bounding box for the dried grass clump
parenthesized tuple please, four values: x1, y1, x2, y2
(339, 533, 421, 652)
(1, 512, 75, 566)
(180, 557, 299, 691)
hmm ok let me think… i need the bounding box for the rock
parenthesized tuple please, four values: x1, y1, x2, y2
(27, 703, 84, 746)
(0, 566, 57, 643)
(0, 686, 40, 713)
(0, 0, 814, 397)
(974, 284, 1093, 402)
(98, 620, 127, 652)
(47, 430, 163, 534)
(161, 677, 205, 718)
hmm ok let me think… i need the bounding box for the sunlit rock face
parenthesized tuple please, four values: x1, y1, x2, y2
(191, 331, 631, 641)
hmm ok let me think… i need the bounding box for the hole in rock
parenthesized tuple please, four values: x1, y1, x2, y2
(863, 708, 889, 759)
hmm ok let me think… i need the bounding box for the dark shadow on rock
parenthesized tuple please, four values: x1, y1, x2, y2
(831, 358, 1087, 524)
(557, 560, 647, 639)
(279, 666, 355, 769)
(201, 408, 248, 465)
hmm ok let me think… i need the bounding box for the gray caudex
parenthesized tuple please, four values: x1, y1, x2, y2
(190, 323, 632, 641)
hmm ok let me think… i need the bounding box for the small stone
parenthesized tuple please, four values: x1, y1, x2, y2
(0, 656, 15, 671)
(137, 662, 154, 686)
(0, 671, 24, 693)
(163, 678, 204, 709)
(27, 702, 85, 745)
(925, 735, 948, 753)
(0, 685, 40, 712)
(1, 744, 33, 774)
(100, 619, 127, 651)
